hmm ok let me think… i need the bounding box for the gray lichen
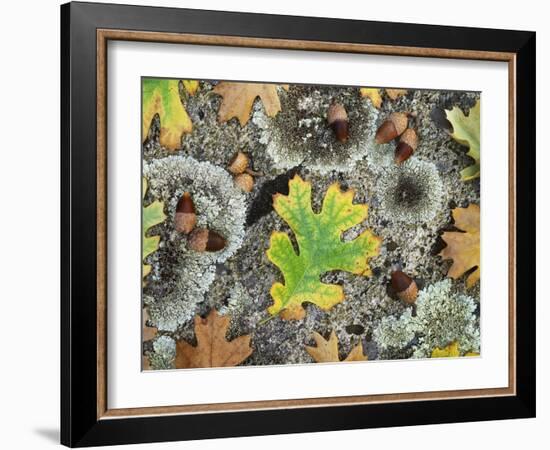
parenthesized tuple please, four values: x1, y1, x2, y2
(374, 157, 444, 225)
(148, 335, 176, 370)
(253, 85, 379, 174)
(143, 155, 247, 331)
(373, 279, 479, 358)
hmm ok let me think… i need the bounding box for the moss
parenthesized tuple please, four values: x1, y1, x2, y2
(374, 158, 444, 225)
(143, 155, 247, 331)
(253, 85, 379, 173)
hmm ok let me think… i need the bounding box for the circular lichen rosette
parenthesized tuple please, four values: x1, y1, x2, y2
(374, 157, 444, 225)
(143, 155, 247, 331)
(253, 85, 379, 174)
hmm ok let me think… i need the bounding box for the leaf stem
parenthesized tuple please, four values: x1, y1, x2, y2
(257, 314, 277, 326)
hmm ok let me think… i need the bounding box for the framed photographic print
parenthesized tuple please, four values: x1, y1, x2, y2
(60, 1, 536, 447)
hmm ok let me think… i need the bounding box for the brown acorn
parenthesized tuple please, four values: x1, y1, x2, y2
(228, 152, 249, 175)
(174, 192, 196, 234)
(394, 128, 418, 164)
(327, 102, 349, 143)
(375, 112, 408, 144)
(188, 228, 227, 252)
(234, 173, 254, 192)
(390, 270, 418, 304)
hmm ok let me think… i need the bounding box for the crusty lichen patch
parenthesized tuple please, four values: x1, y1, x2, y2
(143, 155, 247, 331)
(254, 85, 379, 173)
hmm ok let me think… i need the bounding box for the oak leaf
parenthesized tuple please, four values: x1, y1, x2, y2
(142, 78, 193, 150)
(385, 89, 408, 100)
(306, 331, 367, 363)
(445, 100, 480, 180)
(175, 309, 253, 368)
(431, 341, 480, 358)
(439, 204, 480, 288)
(143, 308, 158, 342)
(142, 177, 166, 279)
(267, 176, 381, 320)
(359, 88, 382, 108)
(213, 82, 284, 126)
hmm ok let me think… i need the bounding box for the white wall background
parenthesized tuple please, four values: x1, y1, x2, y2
(0, 0, 545, 448)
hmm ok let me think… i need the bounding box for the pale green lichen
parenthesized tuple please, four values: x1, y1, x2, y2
(218, 282, 251, 316)
(253, 86, 379, 174)
(375, 158, 443, 224)
(372, 309, 416, 351)
(148, 335, 176, 370)
(143, 155, 247, 331)
(413, 279, 479, 357)
(373, 279, 479, 358)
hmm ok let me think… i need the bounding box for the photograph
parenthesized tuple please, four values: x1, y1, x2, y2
(141, 78, 481, 370)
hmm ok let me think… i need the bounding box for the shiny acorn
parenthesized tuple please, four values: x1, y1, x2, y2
(234, 173, 254, 192)
(375, 112, 408, 144)
(227, 151, 250, 175)
(327, 102, 349, 143)
(174, 192, 196, 234)
(390, 270, 418, 304)
(395, 128, 418, 164)
(188, 228, 227, 252)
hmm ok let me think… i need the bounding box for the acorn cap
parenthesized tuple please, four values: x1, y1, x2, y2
(188, 228, 226, 252)
(327, 103, 349, 143)
(234, 173, 254, 192)
(228, 152, 249, 175)
(395, 128, 418, 164)
(375, 112, 408, 144)
(327, 103, 348, 124)
(390, 270, 418, 304)
(400, 128, 418, 149)
(175, 192, 197, 234)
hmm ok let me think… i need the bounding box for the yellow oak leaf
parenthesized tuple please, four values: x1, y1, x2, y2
(359, 88, 382, 108)
(386, 89, 408, 100)
(439, 204, 480, 288)
(182, 80, 199, 95)
(431, 341, 480, 358)
(142, 178, 166, 279)
(175, 309, 253, 368)
(306, 331, 367, 363)
(213, 82, 284, 126)
(142, 78, 193, 150)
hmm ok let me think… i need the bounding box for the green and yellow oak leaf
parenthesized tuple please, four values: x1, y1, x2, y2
(142, 78, 193, 150)
(431, 341, 480, 358)
(266, 175, 381, 320)
(445, 100, 480, 181)
(306, 331, 367, 363)
(142, 177, 166, 279)
(182, 80, 199, 96)
(439, 203, 480, 288)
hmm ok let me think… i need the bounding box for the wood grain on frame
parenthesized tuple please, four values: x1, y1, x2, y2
(96, 29, 516, 420)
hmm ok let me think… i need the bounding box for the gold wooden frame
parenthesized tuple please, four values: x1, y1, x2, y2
(96, 29, 516, 420)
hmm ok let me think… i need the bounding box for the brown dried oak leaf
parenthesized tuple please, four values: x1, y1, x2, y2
(143, 308, 158, 342)
(439, 204, 480, 288)
(175, 309, 253, 368)
(213, 82, 285, 126)
(306, 331, 367, 363)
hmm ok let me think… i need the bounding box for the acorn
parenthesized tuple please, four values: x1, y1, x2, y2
(228, 151, 249, 175)
(174, 192, 196, 234)
(375, 112, 408, 144)
(390, 270, 418, 304)
(188, 228, 227, 252)
(234, 173, 254, 192)
(394, 128, 418, 164)
(327, 102, 349, 143)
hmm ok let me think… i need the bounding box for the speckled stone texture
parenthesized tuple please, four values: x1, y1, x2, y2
(142, 81, 480, 368)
